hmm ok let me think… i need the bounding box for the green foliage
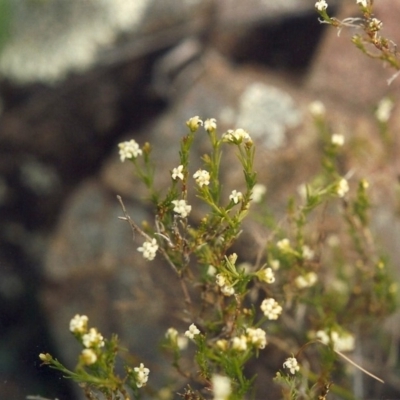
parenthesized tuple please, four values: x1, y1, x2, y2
(37, 3, 399, 399)
(0, 0, 12, 52)
(39, 111, 397, 399)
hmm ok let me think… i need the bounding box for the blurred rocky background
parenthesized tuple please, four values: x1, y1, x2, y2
(1, 0, 400, 399)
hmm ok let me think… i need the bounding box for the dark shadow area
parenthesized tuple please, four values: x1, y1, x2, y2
(224, 11, 335, 75)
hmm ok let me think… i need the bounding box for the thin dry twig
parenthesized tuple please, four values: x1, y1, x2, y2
(334, 348, 385, 384)
(116, 195, 194, 313)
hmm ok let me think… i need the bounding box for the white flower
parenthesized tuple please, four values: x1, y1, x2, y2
(261, 298, 282, 320)
(360, 179, 369, 189)
(177, 336, 189, 350)
(297, 183, 308, 200)
(172, 199, 192, 218)
(165, 327, 178, 342)
(270, 259, 280, 270)
(186, 116, 203, 132)
(295, 272, 318, 289)
(246, 327, 267, 349)
(221, 285, 235, 296)
(118, 139, 142, 162)
(212, 374, 231, 400)
(336, 178, 349, 197)
(308, 100, 326, 117)
(258, 267, 275, 284)
(207, 265, 217, 276)
(229, 190, 243, 204)
(204, 118, 217, 132)
(315, 329, 330, 345)
(137, 238, 158, 261)
(375, 97, 394, 123)
(233, 128, 251, 141)
(331, 134, 344, 146)
(82, 328, 105, 348)
(171, 165, 184, 180)
(334, 332, 355, 352)
(356, 0, 368, 7)
(228, 253, 238, 264)
(185, 323, 200, 339)
(216, 272, 235, 296)
(238, 262, 252, 273)
(316, 330, 355, 352)
(315, 0, 328, 11)
(302, 245, 315, 260)
(252, 183, 267, 203)
(216, 339, 229, 351)
(134, 363, 150, 388)
(69, 314, 88, 333)
(193, 169, 210, 187)
(216, 274, 227, 287)
(232, 335, 247, 351)
(283, 357, 300, 374)
(277, 238, 291, 252)
(223, 128, 251, 143)
(81, 349, 97, 365)
(369, 18, 382, 31)
(39, 353, 52, 363)
(166, 326, 188, 350)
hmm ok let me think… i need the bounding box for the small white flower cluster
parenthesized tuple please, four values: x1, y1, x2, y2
(184, 323, 201, 339)
(186, 116, 218, 133)
(204, 118, 217, 133)
(207, 265, 217, 276)
(216, 274, 235, 296)
(251, 183, 267, 203)
(232, 335, 247, 351)
(230, 327, 268, 351)
(172, 199, 192, 218)
(270, 259, 280, 270)
(283, 356, 300, 374)
(118, 139, 142, 162)
(193, 169, 210, 187)
(171, 165, 184, 180)
(315, 329, 355, 352)
(302, 245, 315, 260)
(223, 128, 252, 144)
(212, 374, 231, 400)
(360, 178, 369, 189)
(277, 238, 291, 252)
(375, 98, 394, 123)
(69, 314, 88, 334)
(331, 134, 345, 147)
(356, 0, 368, 7)
(336, 178, 349, 197)
(246, 327, 267, 349)
(229, 190, 243, 204)
(261, 298, 283, 320)
(295, 272, 318, 289)
(369, 18, 382, 31)
(137, 238, 158, 261)
(308, 100, 326, 117)
(186, 116, 203, 131)
(172, 165, 211, 187)
(69, 314, 104, 365)
(81, 348, 98, 365)
(134, 363, 150, 388)
(315, 0, 328, 11)
(165, 327, 188, 350)
(257, 267, 275, 284)
(82, 328, 105, 348)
